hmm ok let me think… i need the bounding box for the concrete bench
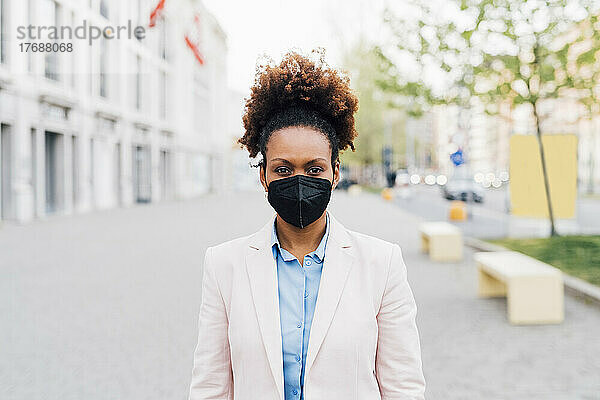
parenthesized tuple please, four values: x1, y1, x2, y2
(474, 251, 564, 325)
(419, 221, 463, 262)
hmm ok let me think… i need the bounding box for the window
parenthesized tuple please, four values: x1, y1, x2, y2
(89, 43, 94, 95)
(99, 0, 108, 19)
(159, 70, 166, 119)
(72, 135, 78, 206)
(194, 91, 209, 133)
(136, 0, 142, 41)
(193, 69, 210, 133)
(26, 0, 33, 72)
(0, 0, 8, 64)
(135, 55, 141, 110)
(159, 20, 167, 60)
(70, 11, 75, 87)
(43, 0, 60, 81)
(99, 39, 108, 98)
(89, 138, 95, 204)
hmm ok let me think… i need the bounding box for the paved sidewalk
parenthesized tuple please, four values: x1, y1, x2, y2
(1, 190, 599, 399)
(331, 192, 600, 399)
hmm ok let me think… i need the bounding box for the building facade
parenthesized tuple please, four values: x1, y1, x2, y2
(0, 0, 227, 222)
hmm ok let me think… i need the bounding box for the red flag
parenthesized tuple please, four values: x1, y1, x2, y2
(184, 14, 204, 65)
(149, 0, 166, 28)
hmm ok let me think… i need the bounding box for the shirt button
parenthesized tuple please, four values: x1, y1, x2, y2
(292, 389, 298, 395)
(304, 291, 309, 298)
(295, 355, 301, 362)
(304, 259, 312, 266)
(297, 323, 302, 329)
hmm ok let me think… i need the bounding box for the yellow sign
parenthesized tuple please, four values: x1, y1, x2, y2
(509, 134, 577, 218)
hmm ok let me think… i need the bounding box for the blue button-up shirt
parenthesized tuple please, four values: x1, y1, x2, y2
(271, 212, 330, 400)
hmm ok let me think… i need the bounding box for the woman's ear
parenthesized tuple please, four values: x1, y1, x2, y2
(259, 162, 268, 192)
(332, 159, 340, 190)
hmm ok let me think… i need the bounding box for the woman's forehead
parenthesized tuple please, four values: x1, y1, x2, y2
(267, 126, 331, 157)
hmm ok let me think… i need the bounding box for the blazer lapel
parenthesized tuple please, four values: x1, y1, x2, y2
(244, 212, 355, 397)
(245, 214, 285, 400)
(304, 212, 355, 378)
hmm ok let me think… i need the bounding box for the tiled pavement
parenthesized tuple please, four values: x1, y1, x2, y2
(1, 190, 599, 399)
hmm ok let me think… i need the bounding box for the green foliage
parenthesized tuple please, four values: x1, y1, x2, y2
(340, 40, 406, 167)
(569, 14, 600, 116)
(577, 48, 597, 64)
(375, 0, 600, 114)
(375, 0, 600, 237)
(490, 236, 600, 286)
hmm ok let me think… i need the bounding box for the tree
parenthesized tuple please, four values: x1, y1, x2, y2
(376, 0, 600, 237)
(567, 13, 600, 193)
(341, 39, 406, 172)
(373, 1, 476, 116)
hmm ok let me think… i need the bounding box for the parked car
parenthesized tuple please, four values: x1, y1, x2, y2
(442, 178, 484, 203)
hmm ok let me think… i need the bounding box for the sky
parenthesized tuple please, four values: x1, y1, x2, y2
(202, 0, 388, 95)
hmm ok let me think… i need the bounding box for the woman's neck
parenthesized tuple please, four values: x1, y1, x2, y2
(275, 212, 328, 261)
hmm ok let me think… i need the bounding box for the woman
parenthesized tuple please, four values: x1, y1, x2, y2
(188, 50, 426, 400)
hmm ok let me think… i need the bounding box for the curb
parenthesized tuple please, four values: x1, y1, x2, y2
(464, 236, 600, 308)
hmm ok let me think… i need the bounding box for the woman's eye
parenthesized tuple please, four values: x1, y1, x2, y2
(308, 167, 324, 175)
(274, 167, 291, 174)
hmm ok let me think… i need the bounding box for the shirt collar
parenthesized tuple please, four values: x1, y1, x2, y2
(271, 212, 330, 262)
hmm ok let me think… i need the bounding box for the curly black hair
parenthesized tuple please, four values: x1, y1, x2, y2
(238, 49, 359, 169)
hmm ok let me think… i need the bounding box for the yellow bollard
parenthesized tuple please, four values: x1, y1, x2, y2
(381, 188, 393, 201)
(449, 200, 467, 221)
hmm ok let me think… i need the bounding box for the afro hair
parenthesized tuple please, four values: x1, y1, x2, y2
(238, 48, 359, 167)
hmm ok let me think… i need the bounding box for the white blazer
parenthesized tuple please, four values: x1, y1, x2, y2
(188, 212, 426, 400)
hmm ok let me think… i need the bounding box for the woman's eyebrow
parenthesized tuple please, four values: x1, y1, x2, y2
(269, 157, 328, 166)
(270, 158, 293, 165)
(304, 158, 328, 166)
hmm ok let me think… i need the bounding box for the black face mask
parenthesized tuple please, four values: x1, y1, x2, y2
(266, 174, 333, 228)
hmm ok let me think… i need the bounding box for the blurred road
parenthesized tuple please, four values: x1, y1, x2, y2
(1, 190, 600, 399)
(394, 185, 600, 239)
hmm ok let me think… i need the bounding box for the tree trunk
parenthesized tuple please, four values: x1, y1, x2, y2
(532, 101, 558, 237)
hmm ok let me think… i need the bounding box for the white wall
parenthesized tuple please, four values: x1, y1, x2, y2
(0, 0, 228, 222)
